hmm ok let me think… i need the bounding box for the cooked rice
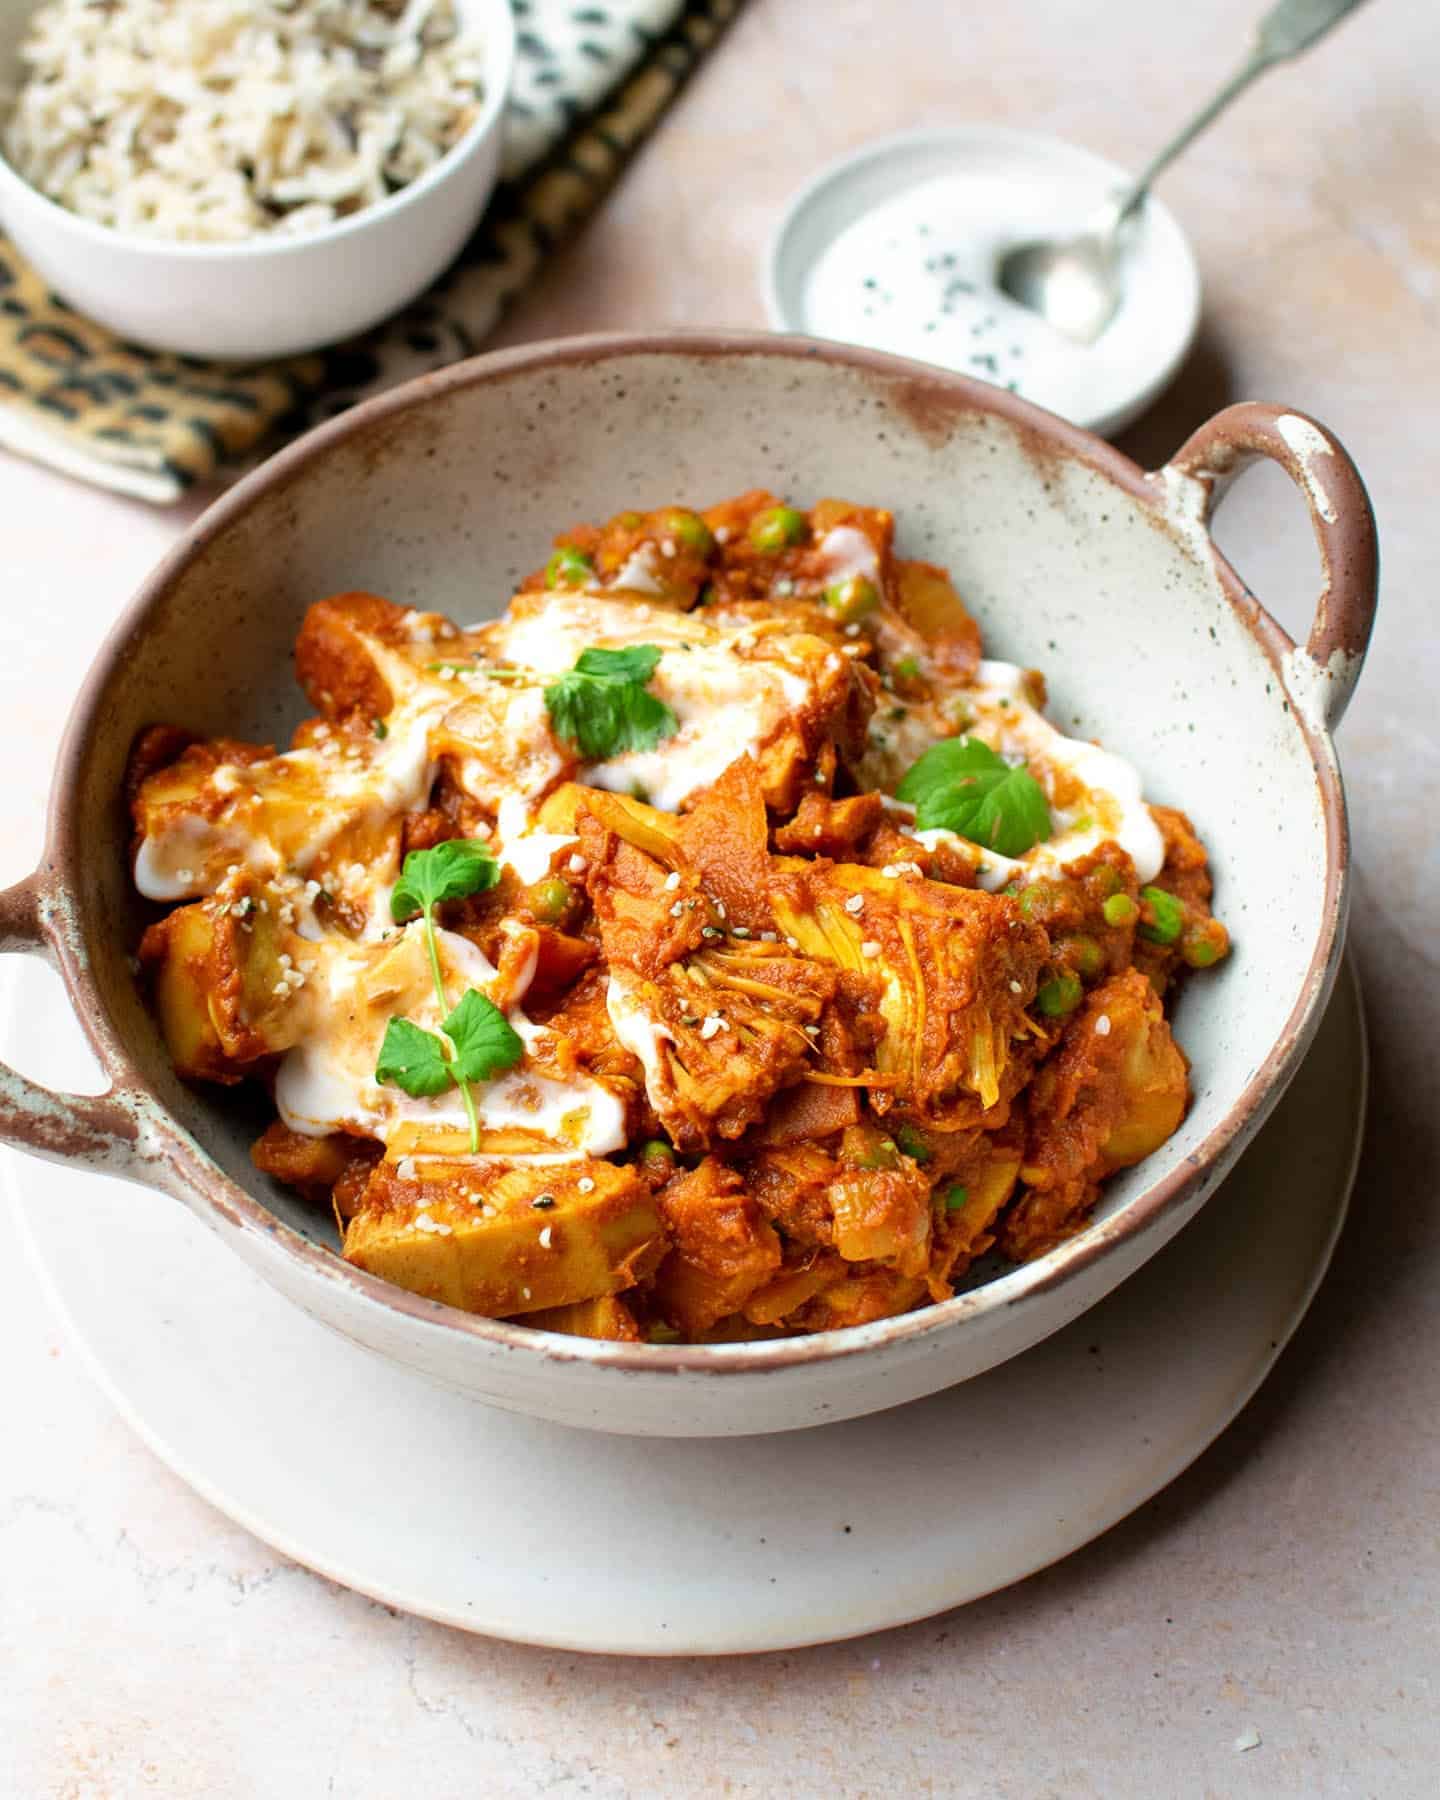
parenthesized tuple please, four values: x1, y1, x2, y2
(2, 0, 488, 243)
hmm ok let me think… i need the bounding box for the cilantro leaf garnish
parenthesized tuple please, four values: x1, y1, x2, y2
(375, 991, 524, 1112)
(543, 644, 678, 761)
(376, 1017, 453, 1098)
(442, 988, 524, 1085)
(376, 839, 509, 1149)
(895, 737, 1051, 858)
(390, 839, 500, 925)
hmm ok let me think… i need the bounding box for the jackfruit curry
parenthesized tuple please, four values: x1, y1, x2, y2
(128, 492, 1230, 1344)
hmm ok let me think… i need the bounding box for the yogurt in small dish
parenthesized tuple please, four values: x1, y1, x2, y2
(766, 126, 1201, 438)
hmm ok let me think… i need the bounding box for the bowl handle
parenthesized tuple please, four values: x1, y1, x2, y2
(1159, 403, 1379, 734)
(0, 870, 160, 1180)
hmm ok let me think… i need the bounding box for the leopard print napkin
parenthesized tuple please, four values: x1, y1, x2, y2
(0, 0, 739, 503)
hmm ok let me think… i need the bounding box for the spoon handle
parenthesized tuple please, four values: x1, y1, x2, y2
(1116, 0, 1371, 222)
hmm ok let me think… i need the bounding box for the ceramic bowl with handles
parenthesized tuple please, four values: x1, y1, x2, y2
(0, 334, 1377, 1436)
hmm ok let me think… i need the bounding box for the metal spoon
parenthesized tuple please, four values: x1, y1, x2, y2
(997, 0, 1371, 345)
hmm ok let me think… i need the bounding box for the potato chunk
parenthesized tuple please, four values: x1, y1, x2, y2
(652, 1159, 782, 1337)
(250, 1122, 383, 1213)
(772, 790, 885, 858)
(521, 1296, 643, 1342)
(829, 1165, 932, 1278)
(431, 684, 574, 813)
(889, 559, 982, 681)
(251, 1122, 362, 1193)
(1002, 969, 1189, 1260)
(343, 1159, 664, 1316)
(788, 1269, 928, 1332)
(295, 591, 455, 721)
(924, 1136, 1023, 1289)
(130, 725, 408, 903)
(140, 897, 234, 1082)
(138, 875, 316, 1079)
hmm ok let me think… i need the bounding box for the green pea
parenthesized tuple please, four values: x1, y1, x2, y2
(1182, 930, 1224, 969)
(1138, 886, 1185, 945)
(893, 654, 922, 682)
(1018, 880, 1060, 920)
(661, 509, 715, 555)
(1037, 973, 1084, 1017)
(529, 876, 573, 923)
(1065, 934, 1104, 978)
(945, 1185, 970, 1212)
(638, 1138, 676, 1173)
(823, 576, 880, 624)
(1102, 892, 1139, 927)
(747, 506, 808, 553)
(895, 1124, 931, 1164)
(1091, 864, 1123, 899)
(545, 545, 594, 588)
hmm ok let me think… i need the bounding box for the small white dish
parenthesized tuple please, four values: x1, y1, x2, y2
(4, 956, 1364, 1654)
(765, 126, 1202, 438)
(0, 0, 515, 361)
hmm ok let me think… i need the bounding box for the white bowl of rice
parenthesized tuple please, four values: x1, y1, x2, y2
(0, 0, 515, 360)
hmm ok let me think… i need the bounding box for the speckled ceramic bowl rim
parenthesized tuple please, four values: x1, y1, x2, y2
(14, 330, 1378, 1377)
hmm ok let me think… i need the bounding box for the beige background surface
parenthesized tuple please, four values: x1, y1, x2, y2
(2, 1, 1437, 1794)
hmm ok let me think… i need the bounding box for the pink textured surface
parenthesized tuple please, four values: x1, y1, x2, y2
(1, 0, 1436, 1791)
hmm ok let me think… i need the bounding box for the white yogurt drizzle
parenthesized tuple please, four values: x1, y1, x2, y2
(495, 791, 576, 886)
(815, 524, 881, 585)
(605, 973, 675, 1088)
(272, 922, 625, 1157)
(133, 670, 450, 903)
(483, 593, 820, 814)
(609, 542, 669, 595)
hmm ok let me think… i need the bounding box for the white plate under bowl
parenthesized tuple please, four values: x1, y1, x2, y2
(6, 955, 1364, 1655)
(765, 126, 1201, 437)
